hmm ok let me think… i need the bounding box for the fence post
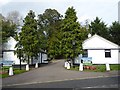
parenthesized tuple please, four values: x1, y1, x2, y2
(106, 63, 110, 71)
(35, 63, 38, 68)
(67, 62, 70, 70)
(26, 64, 29, 71)
(9, 67, 13, 76)
(79, 63, 83, 71)
(64, 61, 68, 68)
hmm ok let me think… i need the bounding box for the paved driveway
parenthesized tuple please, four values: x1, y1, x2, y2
(2, 60, 119, 87)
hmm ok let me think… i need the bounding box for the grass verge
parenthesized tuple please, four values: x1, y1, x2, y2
(0, 66, 27, 78)
(70, 64, 120, 72)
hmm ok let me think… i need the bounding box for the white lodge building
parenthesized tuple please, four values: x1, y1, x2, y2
(82, 34, 120, 64)
(2, 37, 48, 65)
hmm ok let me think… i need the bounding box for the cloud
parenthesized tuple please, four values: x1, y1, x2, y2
(0, 0, 66, 3)
(0, 0, 12, 7)
(78, 15, 93, 24)
(1, 0, 119, 26)
(79, 15, 90, 22)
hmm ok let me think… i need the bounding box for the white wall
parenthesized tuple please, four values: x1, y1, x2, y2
(4, 37, 17, 50)
(83, 35, 119, 64)
(3, 37, 48, 65)
(88, 50, 119, 64)
(3, 51, 27, 65)
(3, 37, 26, 65)
(3, 52, 48, 65)
(3, 37, 19, 64)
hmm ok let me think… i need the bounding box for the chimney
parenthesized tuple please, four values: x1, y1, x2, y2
(88, 33, 92, 38)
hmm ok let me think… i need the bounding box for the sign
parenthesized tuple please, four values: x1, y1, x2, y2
(81, 57, 92, 65)
(0, 60, 14, 66)
(81, 57, 92, 61)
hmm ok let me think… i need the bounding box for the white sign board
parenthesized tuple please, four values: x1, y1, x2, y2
(81, 57, 92, 65)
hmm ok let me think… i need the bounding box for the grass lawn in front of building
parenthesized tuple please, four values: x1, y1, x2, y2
(70, 64, 120, 72)
(0, 66, 27, 78)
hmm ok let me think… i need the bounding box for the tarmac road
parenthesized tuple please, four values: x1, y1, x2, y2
(2, 60, 120, 89)
(2, 76, 120, 89)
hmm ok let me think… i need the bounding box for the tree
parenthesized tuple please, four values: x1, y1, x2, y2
(109, 21, 120, 45)
(0, 13, 5, 20)
(6, 11, 23, 34)
(6, 11, 22, 26)
(90, 17, 109, 39)
(2, 17, 17, 44)
(0, 14, 4, 57)
(38, 9, 62, 37)
(0, 14, 4, 44)
(37, 9, 62, 59)
(16, 10, 39, 64)
(47, 23, 63, 59)
(1, 13, 18, 61)
(61, 7, 88, 63)
(1, 11, 22, 46)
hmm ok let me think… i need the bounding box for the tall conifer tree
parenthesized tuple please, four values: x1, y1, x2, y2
(61, 7, 88, 63)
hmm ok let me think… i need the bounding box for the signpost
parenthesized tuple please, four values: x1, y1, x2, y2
(76, 57, 92, 71)
(74, 57, 92, 65)
(81, 57, 92, 65)
(0, 61, 14, 66)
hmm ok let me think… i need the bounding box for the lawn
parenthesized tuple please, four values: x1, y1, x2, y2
(70, 64, 120, 72)
(0, 66, 26, 78)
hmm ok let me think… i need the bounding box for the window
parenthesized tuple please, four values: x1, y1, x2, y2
(83, 49, 88, 57)
(105, 49, 111, 58)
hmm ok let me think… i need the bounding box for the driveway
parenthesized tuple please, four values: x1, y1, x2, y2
(2, 59, 119, 87)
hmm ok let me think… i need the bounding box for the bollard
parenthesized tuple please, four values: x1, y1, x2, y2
(67, 63, 70, 70)
(9, 67, 13, 76)
(79, 63, 83, 71)
(35, 63, 38, 68)
(64, 61, 68, 68)
(26, 64, 29, 71)
(106, 63, 110, 71)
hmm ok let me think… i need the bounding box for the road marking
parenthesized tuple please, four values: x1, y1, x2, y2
(2, 75, 120, 87)
(82, 84, 119, 88)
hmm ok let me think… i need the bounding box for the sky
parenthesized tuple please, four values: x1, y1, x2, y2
(0, 0, 120, 26)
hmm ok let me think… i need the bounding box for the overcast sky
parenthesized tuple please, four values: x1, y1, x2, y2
(0, 0, 120, 26)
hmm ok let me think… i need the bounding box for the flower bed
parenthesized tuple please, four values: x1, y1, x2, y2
(84, 66, 96, 70)
(70, 64, 120, 72)
(0, 71, 8, 74)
